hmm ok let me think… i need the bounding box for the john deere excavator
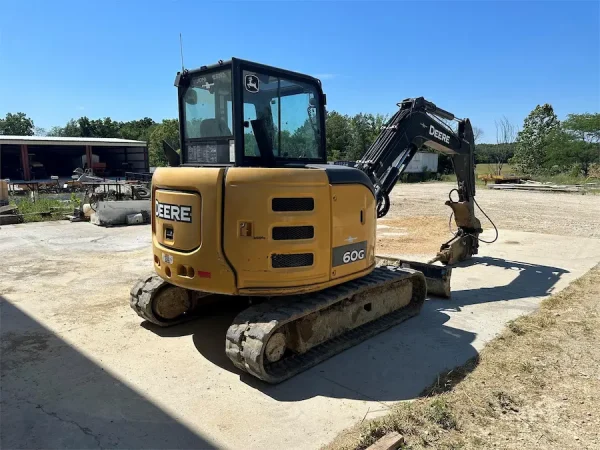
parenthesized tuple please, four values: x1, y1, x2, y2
(130, 58, 484, 383)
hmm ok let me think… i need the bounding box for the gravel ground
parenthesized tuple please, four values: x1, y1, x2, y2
(388, 182, 600, 239)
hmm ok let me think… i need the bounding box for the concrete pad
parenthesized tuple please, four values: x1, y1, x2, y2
(1, 221, 600, 449)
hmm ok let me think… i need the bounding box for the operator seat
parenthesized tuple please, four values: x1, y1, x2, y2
(200, 119, 232, 137)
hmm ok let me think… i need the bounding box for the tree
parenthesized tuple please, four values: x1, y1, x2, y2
(0, 112, 35, 136)
(544, 113, 600, 176)
(120, 117, 157, 141)
(487, 116, 517, 175)
(473, 126, 484, 144)
(47, 119, 82, 137)
(325, 111, 352, 160)
(511, 104, 559, 174)
(544, 129, 597, 176)
(148, 119, 180, 167)
(348, 113, 388, 161)
(280, 119, 319, 158)
(78, 116, 121, 138)
(562, 113, 600, 144)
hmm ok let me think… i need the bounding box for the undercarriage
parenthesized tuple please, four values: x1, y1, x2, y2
(131, 267, 426, 383)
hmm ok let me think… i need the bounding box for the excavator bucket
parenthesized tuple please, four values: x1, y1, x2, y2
(375, 256, 452, 298)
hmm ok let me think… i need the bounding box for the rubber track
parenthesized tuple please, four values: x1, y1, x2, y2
(130, 273, 204, 327)
(225, 266, 426, 384)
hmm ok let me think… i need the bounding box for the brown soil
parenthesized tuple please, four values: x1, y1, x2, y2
(376, 216, 452, 257)
(325, 265, 600, 450)
(387, 182, 600, 239)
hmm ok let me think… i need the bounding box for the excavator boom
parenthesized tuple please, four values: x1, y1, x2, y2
(350, 97, 483, 264)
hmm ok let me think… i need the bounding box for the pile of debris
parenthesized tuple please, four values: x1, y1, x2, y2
(0, 204, 20, 225)
(69, 171, 152, 226)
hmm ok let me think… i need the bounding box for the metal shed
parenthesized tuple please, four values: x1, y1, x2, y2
(0, 136, 149, 181)
(404, 152, 438, 173)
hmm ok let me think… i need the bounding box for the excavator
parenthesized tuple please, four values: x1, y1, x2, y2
(130, 58, 484, 383)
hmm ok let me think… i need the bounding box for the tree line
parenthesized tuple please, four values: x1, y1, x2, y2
(1, 107, 598, 176)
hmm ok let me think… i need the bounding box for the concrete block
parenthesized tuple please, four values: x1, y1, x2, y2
(90, 200, 150, 226)
(127, 213, 145, 225)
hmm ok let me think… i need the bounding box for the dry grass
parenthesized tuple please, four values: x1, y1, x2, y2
(324, 265, 600, 450)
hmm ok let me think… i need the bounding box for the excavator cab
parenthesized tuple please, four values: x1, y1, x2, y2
(174, 59, 326, 168)
(131, 58, 487, 384)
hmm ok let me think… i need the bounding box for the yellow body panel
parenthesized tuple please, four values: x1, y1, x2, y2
(224, 168, 331, 289)
(151, 166, 377, 296)
(154, 189, 201, 251)
(330, 184, 376, 280)
(152, 167, 237, 294)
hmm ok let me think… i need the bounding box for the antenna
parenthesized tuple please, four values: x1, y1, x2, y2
(179, 33, 185, 71)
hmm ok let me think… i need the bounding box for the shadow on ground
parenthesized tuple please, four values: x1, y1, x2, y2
(142, 257, 568, 404)
(447, 256, 569, 306)
(0, 297, 216, 450)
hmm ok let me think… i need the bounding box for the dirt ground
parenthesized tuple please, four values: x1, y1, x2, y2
(387, 182, 600, 239)
(377, 182, 600, 259)
(377, 216, 450, 257)
(326, 265, 600, 450)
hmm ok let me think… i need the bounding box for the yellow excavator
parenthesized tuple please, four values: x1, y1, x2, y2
(130, 58, 483, 383)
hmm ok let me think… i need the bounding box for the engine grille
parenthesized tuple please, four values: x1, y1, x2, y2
(271, 253, 314, 268)
(272, 226, 314, 240)
(272, 197, 314, 212)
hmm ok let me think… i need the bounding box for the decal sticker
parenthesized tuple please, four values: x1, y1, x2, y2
(162, 253, 173, 264)
(332, 241, 367, 267)
(429, 125, 450, 144)
(155, 200, 192, 223)
(245, 74, 260, 93)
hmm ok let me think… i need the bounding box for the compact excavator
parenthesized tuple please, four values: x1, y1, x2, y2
(130, 58, 484, 383)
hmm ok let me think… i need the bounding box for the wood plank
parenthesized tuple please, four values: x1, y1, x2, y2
(366, 432, 405, 450)
(0, 215, 22, 225)
(0, 205, 18, 215)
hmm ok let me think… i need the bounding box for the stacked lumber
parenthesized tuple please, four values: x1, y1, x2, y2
(0, 204, 20, 225)
(488, 181, 599, 193)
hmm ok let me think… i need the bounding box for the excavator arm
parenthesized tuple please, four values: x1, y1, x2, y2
(354, 97, 483, 264)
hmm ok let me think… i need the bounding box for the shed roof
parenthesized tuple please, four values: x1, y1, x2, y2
(0, 135, 147, 147)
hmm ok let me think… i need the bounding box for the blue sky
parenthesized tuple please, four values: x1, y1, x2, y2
(1, 0, 598, 143)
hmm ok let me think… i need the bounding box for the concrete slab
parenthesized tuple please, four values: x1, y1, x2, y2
(1, 221, 599, 449)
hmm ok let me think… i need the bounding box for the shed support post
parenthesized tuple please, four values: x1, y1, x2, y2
(86, 145, 93, 170)
(20, 144, 31, 181)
